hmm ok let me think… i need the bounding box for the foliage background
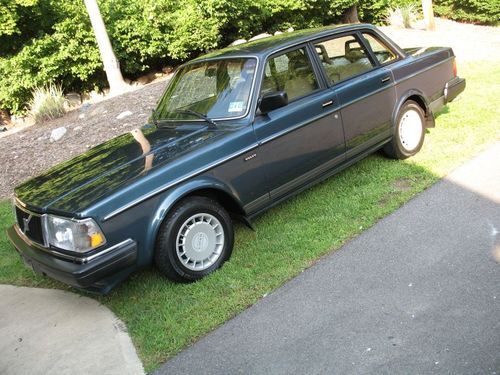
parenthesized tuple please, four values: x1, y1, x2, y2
(0, 0, 498, 115)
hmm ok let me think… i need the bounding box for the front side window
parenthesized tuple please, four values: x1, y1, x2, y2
(362, 33, 398, 64)
(156, 58, 257, 120)
(260, 47, 319, 101)
(314, 35, 374, 84)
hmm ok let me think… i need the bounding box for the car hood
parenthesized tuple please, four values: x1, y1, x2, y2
(15, 124, 226, 213)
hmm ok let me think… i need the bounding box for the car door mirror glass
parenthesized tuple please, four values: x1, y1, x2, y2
(259, 91, 288, 114)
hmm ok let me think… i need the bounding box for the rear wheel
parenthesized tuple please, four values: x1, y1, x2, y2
(383, 100, 426, 159)
(155, 196, 234, 282)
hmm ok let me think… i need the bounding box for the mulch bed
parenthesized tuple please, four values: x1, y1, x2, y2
(0, 81, 167, 200)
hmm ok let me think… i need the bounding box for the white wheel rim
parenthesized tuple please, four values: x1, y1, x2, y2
(176, 213, 224, 271)
(398, 109, 423, 152)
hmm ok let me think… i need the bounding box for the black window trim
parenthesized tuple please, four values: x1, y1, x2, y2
(257, 43, 327, 109)
(254, 26, 405, 113)
(356, 30, 402, 68)
(361, 28, 407, 59)
(308, 31, 379, 88)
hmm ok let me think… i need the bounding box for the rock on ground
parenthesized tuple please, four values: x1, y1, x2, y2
(116, 110, 133, 120)
(50, 126, 67, 142)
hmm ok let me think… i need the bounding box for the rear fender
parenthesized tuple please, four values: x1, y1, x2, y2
(392, 89, 434, 129)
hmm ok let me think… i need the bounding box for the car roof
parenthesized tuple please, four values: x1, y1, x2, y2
(193, 23, 376, 62)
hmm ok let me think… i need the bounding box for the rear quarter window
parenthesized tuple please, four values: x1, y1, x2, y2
(361, 33, 398, 65)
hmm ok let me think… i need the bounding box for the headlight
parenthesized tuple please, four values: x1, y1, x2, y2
(44, 215, 106, 253)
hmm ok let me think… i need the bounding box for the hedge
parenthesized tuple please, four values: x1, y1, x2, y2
(0, 0, 498, 115)
(434, 0, 500, 25)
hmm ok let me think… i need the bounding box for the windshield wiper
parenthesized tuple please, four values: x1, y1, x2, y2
(150, 109, 181, 129)
(151, 108, 159, 127)
(174, 109, 218, 129)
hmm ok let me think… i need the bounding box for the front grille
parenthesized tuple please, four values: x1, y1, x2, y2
(15, 205, 45, 245)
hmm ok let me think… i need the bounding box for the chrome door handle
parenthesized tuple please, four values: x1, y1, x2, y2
(381, 76, 391, 83)
(322, 100, 334, 108)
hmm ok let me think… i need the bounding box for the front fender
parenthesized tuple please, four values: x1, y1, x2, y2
(143, 175, 242, 258)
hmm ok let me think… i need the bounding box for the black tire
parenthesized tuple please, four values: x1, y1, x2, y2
(154, 196, 234, 282)
(383, 100, 426, 160)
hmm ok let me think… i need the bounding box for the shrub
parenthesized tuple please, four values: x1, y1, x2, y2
(401, 4, 417, 28)
(29, 83, 65, 123)
(0, 0, 498, 116)
(0, 1, 103, 114)
(385, 4, 417, 28)
(433, 0, 500, 25)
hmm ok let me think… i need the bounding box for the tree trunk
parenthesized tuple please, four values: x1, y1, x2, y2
(422, 0, 436, 31)
(83, 0, 127, 93)
(342, 5, 360, 24)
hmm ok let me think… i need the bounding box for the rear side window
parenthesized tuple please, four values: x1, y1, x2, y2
(362, 33, 398, 64)
(260, 47, 319, 101)
(314, 35, 375, 84)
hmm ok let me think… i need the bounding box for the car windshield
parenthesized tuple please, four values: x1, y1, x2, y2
(155, 58, 257, 122)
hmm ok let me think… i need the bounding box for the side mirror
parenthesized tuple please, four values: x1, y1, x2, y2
(259, 91, 288, 114)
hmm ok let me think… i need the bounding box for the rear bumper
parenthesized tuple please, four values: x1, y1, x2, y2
(445, 76, 466, 103)
(7, 224, 137, 294)
(429, 76, 466, 114)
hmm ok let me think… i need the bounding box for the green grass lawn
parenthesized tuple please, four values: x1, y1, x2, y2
(1, 62, 499, 372)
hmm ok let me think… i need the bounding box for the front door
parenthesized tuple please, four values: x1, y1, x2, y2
(252, 45, 345, 201)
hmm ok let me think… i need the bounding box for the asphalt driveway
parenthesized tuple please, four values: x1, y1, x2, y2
(157, 142, 500, 374)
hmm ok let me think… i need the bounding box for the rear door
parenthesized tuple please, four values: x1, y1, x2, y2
(312, 31, 397, 159)
(252, 45, 345, 201)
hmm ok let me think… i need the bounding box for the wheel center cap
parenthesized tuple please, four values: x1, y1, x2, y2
(192, 232, 209, 252)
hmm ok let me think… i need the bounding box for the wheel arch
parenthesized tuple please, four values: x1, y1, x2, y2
(393, 90, 434, 129)
(144, 176, 245, 258)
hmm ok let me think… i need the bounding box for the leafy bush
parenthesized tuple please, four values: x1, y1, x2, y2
(433, 0, 500, 25)
(0, 0, 498, 115)
(0, 0, 54, 57)
(0, 1, 102, 114)
(29, 83, 65, 123)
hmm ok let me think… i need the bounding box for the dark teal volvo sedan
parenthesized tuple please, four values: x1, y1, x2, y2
(8, 24, 465, 293)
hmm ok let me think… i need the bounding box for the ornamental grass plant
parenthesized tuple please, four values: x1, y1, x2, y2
(29, 84, 66, 123)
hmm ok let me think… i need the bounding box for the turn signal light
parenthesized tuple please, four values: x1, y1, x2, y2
(90, 233, 105, 248)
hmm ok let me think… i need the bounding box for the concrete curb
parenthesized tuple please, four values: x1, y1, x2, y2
(0, 285, 144, 375)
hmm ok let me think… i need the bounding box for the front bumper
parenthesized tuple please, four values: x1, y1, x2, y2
(7, 224, 137, 294)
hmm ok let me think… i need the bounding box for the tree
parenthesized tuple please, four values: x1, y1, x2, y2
(83, 0, 127, 93)
(422, 0, 436, 31)
(342, 4, 359, 23)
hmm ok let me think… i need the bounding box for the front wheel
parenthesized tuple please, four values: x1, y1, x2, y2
(154, 196, 234, 282)
(383, 100, 426, 159)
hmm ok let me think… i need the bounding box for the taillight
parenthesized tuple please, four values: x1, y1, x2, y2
(453, 59, 457, 77)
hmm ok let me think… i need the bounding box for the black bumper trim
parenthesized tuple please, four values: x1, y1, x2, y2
(445, 76, 466, 104)
(429, 76, 466, 114)
(7, 225, 137, 292)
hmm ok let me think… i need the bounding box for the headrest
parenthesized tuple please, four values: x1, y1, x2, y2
(288, 51, 309, 72)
